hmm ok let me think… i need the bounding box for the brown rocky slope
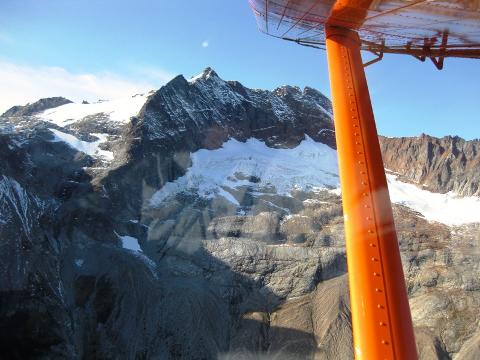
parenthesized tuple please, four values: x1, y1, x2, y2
(380, 135, 480, 197)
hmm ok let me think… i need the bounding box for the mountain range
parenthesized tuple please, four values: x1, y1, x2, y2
(0, 67, 479, 359)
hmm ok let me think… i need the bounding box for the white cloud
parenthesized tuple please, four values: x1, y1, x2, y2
(0, 60, 175, 114)
(129, 65, 176, 84)
(201, 40, 209, 48)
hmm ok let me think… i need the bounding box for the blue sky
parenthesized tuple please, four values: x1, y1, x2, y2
(0, 0, 478, 139)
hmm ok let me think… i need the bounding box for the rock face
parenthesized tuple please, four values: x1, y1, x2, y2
(0, 68, 479, 359)
(1, 97, 72, 117)
(380, 135, 480, 196)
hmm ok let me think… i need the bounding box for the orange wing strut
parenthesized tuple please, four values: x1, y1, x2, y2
(325, 25, 417, 359)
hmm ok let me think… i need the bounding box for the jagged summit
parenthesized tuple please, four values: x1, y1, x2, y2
(188, 66, 220, 83)
(140, 66, 336, 149)
(1, 96, 72, 117)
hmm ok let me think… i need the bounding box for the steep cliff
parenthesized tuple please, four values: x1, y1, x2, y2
(380, 135, 480, 197)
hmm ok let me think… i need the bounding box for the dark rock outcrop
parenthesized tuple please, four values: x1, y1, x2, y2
(1, 97, 72, 117)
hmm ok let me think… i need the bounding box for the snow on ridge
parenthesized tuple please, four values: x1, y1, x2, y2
(386, 174, 480, 226)
(38, 92, 151, 126)
(150, 136, 340, 206)
(49, 128, 113, 160)
(188, 72, 206, 83)
(332, 174, 480, 226)
(148, 135, 479, 227)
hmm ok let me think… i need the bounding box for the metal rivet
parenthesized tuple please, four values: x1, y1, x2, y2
(371, 257, 377, 261)
(381, 340, 389, 345)
(369, 243, 376, 247)
(375, 288, 382, 292)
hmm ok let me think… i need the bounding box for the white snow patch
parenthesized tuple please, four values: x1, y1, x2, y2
(117, 234, 157, 275)
(386, 174, 480, 226)
(38, 93, 150, 126)
(328, 187, 342, 196)
(74, 259, 84, 267)
(188, 72, 205, 83)
(150, 136, 339, 206)
(331, 175, 480, 226)
(119, 235, 142, 252)
(49, 129, 113, 160)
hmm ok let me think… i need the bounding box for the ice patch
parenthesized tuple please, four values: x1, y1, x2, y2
(117, 234, 157, 276)
(49, 129, 113, 160)
(119, 235, 142, 252)
(150, 136, 339, 206)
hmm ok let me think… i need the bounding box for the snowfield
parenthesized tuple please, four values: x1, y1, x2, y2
(387, 174, 480, 226)
(150, 136, 340, 206)
(38, 92, 152, 126)
(150, 137, 480, 226)
(49, 128, 113, 160)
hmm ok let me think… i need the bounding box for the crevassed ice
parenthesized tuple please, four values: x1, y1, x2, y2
(150, 136, 340, 205)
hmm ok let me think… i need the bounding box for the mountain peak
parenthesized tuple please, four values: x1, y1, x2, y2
(273, 85, 302, 97)
(188, 67, 220, 83)
(203, 66, 218, 79)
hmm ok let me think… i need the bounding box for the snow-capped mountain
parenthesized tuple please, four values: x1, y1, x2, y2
(0, 68, 479, 359)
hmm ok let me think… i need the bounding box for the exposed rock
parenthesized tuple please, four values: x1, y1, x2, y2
(1, 97, 72, 117)
(380, 135, 480, 196)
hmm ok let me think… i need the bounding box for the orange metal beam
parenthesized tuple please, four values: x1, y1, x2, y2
(325, 25, 417, 359)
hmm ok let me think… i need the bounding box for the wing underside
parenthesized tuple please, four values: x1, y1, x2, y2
(250, 0, 480, 59)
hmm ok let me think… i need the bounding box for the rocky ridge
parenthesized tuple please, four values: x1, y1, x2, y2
(2, 97, 72, 117)
(380, 134, 480, 197)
